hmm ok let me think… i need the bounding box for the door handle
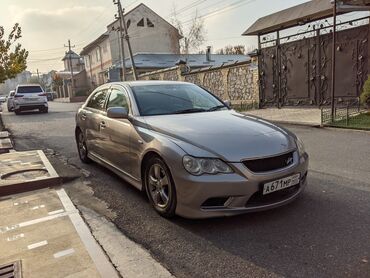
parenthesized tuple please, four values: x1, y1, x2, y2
(81, 113, 87, 120)
(100, 121, 107, 129)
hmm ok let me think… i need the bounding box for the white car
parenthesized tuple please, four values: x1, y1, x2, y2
(7, 90, 15, 112)
(0, 95, 6, 103)
(13, 84, 48, 114)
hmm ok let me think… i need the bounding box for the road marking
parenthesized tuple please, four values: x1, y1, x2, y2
(53, 248, 75, 258)
(28, 240, 48, 250)
(48, 209, 64, 215)
(31, 204, 45, 210)
(6, 233, 25, 242)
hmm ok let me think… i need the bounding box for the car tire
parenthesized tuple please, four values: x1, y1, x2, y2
(39, 108, 48, 113)
(14, 109, 20, 115)
(7, 106, 14, 112)
(144, 156, 177, 218)
(76, 129, 91, 163)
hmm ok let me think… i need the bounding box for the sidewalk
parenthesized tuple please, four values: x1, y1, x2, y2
(243, 108, 321, 126)
(0, 188, 119, 278)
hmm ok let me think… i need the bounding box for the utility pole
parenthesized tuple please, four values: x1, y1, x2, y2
(113, 17, 126, 81)
(114, 0, 138, 80)
(64, 39, 76, 97)
(36, 69, 40, 83)
(331, 0, 337, 122)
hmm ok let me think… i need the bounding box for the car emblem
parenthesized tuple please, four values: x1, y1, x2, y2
(286, 157, 293, 165)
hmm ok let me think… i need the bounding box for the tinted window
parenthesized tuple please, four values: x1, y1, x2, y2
(132, 84, 226, 116)
(17, 86, 43, 94)
(107, 89, 129, 110)
(87, 90, 108, 110)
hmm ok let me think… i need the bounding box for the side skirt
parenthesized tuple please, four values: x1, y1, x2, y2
(88, 152, 143, 191)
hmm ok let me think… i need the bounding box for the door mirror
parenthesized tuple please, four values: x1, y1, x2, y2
(107, 107, 129, 119)
(223, 100, 231, 108)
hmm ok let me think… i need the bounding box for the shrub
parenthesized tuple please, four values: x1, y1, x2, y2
(360, 75, 370, 108)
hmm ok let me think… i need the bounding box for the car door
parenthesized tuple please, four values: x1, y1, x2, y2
(83, 88, 109, 157)
(100, 86, 134, 176)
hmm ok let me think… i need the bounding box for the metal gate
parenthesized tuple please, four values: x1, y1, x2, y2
(259, 20, 369, 107)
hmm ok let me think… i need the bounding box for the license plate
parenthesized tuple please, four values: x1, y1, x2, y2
(263, 173, 300, 195)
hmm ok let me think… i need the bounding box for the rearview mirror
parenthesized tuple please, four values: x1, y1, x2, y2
(223, 100, 231, 108)
(107, 107, 129, 119)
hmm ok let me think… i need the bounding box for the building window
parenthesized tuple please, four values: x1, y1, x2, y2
(137, 18, 144, 27)
(96, 49, 101, 62)
(147, 18, 154, 27)
(127, 19, 131, 29)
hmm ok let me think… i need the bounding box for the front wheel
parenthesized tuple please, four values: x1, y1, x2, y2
(144, 157, 177, 218)
(76, 130, 91, 163)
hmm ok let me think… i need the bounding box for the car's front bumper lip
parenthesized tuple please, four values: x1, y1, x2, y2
(173, 152, 309, 219)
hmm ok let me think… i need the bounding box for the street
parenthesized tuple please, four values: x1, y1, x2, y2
(1, 101, 370, 278)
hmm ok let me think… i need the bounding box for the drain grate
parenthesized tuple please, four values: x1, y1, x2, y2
(0, 261, 22, 278)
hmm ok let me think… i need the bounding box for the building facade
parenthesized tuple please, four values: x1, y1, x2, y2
(80, 3, 181, 88)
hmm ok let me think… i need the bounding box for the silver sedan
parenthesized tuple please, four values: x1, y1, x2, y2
(75, 81, 309, 219)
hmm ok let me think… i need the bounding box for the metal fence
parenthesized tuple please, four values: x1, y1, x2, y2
(321, 105, 369, 129)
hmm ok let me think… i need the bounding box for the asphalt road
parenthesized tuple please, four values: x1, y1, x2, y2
(2, 102, 370, 278)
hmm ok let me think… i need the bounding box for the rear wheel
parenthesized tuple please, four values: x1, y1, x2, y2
(39, 107, 48, 113)
(14, 109, 20, 115)
(144, 156, 177, 218)
(76, 130, 91, 163)
(7, 106, 14, 112)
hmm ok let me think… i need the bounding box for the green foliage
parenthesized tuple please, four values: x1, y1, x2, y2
(0, 24, 29, 83)
(360, 75, 370, 108)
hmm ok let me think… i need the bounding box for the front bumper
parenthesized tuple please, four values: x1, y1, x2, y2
(173, 152, 309, 219)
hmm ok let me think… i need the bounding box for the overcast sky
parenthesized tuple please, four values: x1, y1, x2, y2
(0, 0, 311, 73)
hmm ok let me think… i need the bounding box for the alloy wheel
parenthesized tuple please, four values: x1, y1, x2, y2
(148, 163, 171, 208)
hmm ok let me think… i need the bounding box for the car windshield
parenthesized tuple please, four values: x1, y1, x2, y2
(17, 86, 43, 94)
(131, 84, 227, 116)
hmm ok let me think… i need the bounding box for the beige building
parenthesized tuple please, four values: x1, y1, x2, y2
(80, 33, 112, 88)
(80, 3, 181, 88)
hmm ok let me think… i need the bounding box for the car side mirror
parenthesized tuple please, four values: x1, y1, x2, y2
(223, 100, 231, 108)
(107, 107, 129, 119)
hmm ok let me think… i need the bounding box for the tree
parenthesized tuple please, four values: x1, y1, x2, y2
(216, 45, 246, 55)
(171, 9, 206, 54)
(0, 23, 28, 83)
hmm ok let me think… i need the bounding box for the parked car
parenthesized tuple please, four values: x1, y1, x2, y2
(75, 81, 309, 219)
(0, 95, 6, 103)
(7, 90, 15, 112)
(46, 92, 54, 101)
(13, 84, 48, 114)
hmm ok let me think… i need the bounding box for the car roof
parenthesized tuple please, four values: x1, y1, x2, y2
(110, 80, 193, 87)
(17, 84, 42, 87)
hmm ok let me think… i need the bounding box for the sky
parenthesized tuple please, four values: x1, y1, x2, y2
(0, 0, 312, 73)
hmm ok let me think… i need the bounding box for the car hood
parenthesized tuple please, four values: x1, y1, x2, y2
(142, 110, 297, 162)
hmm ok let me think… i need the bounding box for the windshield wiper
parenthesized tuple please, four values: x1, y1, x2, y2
(207, 105, 226, 112)
(173, 108, 207, 114)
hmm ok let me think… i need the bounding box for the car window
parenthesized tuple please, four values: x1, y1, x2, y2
(17, 86, 43, 94)
(86, 89, 108, 111)
(107, 88, 129, 110)
(131, 84, 225, 116)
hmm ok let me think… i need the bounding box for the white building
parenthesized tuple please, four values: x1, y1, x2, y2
(80, 3, 181, 87)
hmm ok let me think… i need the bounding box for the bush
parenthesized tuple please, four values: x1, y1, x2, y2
(360, 76, 370, 108)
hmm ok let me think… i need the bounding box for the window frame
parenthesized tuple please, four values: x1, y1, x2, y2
(105, 85, 132, 115)
(85, 88, 110, 112)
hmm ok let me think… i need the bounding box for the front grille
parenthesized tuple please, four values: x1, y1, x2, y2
(245, 171, 307, 207)
(242, 151, 294, 173)
(0, 261, 22, 278)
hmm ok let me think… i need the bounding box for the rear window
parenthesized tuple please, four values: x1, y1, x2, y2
(17, 86, 43, 94)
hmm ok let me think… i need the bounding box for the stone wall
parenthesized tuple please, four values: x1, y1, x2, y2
(139, 61, 259, 105)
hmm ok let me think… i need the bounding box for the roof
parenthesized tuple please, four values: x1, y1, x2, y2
(114, 53, 250, 69)
(62, 50, 81, 61)
(80, 32, 109, 56)
(243, 0, 335, 36)
(107, 3, 181, 38)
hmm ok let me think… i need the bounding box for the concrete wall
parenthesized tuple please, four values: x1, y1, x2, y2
(108, 4, 181, 65)
(139, 61, 259, 105)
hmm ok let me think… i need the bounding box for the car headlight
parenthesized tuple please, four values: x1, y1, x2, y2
(296, 137, 306, 157)
(183, 155, 233, 175)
